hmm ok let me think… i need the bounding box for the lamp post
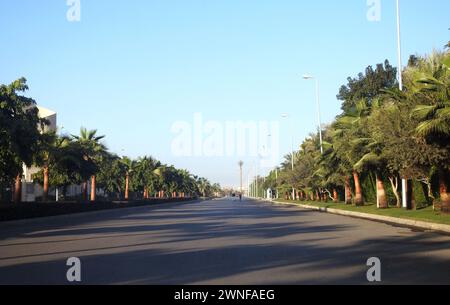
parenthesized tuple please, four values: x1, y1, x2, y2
(303, 75, 324, 154)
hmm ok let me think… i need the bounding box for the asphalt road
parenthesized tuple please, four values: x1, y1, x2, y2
(0, 198, 449, 285)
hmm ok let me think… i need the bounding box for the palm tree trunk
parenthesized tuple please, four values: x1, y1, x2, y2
(43, 165, 49, 202)
(144, 188, 148, 199)
(125, 174, 129, 201)
(345, 176, 352, 205)
(439, 169, 450, 214)
(90, 175, 96, 202)
(353, 171, 364, 206)
(333, 189, 339, 202)
(82, 181, 88, 202)
(376, 173, 388, 209)
(14, 174, 22, 204)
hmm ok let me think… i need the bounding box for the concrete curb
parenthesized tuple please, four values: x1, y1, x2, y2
(266, 200, 450, 234)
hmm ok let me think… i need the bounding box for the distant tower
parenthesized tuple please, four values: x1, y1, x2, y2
(238, 161, 244, 194)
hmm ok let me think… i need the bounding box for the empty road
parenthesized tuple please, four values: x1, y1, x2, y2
(0, 198, 449, 285)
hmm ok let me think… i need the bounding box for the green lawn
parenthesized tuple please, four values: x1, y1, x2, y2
(274, 199, 450, 226)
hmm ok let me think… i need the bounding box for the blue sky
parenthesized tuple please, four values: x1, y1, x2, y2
(1, 0, 449, 187)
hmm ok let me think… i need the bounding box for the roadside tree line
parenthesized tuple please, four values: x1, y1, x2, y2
(0, 78, 221, 203)
(254, 47, 450, 213)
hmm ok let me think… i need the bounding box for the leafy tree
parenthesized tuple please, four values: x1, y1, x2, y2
(0, 78, 47, 202)
(337, 60, 397, 112)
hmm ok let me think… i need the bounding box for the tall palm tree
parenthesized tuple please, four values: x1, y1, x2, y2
(121, 157, 139, 201)
(72, 128, 106, 202)
(333, 99, 374, 206)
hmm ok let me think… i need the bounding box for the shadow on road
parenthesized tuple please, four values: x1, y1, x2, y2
(0, 199, 449, 285)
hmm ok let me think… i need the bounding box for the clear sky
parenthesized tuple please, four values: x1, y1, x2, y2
(1, 0, 449, 188)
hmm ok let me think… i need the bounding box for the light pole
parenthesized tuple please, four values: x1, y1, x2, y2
(396, 0, 408, 209)
(396, 0, 403, 91)
(282, 114, 296, 200)
(303, 74, 324, 154)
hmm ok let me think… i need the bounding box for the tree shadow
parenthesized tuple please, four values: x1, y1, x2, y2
(0, 199, 449, 285)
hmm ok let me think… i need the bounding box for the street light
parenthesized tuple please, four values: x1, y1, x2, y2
(303, 74, 324, 154)
(396, 0, 403, 91)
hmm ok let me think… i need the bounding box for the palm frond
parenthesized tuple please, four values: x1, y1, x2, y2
(412, 105, 440, 120)
(437, 107, 450, 120)
(416, 118, 450, 137)
(354, 152, 381, 171)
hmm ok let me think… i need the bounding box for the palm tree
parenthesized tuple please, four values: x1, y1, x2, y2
(354, 150, 388, 209)
(196, 177, 210, 198)
(35, 132, 72, 201)
(333, 99, 374, 206)
(72, 128, 106, 202)
(315, 140, 345, 203)
(134, 156, 161, 199)
(121, 157, 138, 201)
(96, 154, 125, 200)
(177, 169, 198, 198)
(411, 52, 450, 212)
